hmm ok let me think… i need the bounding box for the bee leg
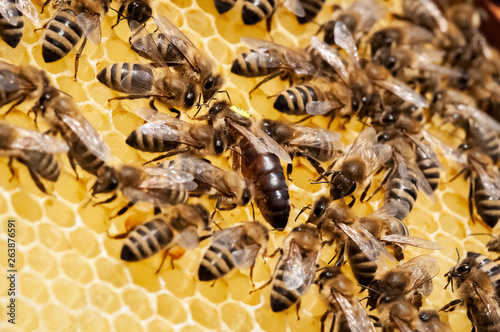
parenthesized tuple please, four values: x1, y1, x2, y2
(360, 181, 371, 203)
(111, 201, 136, 219)
(305, 156, 326, 176)
(440, 299, 463, 312)
(143, 148, 191, 165)
(111, 5, 127, 29)
(153, 206, 161, 215)
(74, 37, 88, 81)
(155, 248, 171, 275)
(347, 195, 355, 208)
(469, 178, 476, 224)
(248, 70, 285, 98)
(295, 300, 301, 320)
(249, 278, 272, 294)
(294, 115, 314, 124)
(331, 245, 345, 266)
(28, 168, 48, 194)
(169, 108, 181, 118)
(3, 96, 26, 118)
(7, 157, 16, 182)
(67, 151, 80, 180)
(320, 311, 329, 332)
(286, 163, 293, 182)
(93, 194, 118, 207)
(363, 167, 394, 202)
(41, 0, 52, 14)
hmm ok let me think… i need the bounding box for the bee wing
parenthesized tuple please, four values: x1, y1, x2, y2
(212, 226, 243, 248)
(76, 12, 102, 45)
(283, 239, 307, 291)
(422, 130, 466, 165)
(139, 122, 201, 147)
(407, 133, 445, 171)
(287, 125, 344, 151)
(456, 104, 500, 134)
(15, 0, 38, 21)
(345, 126, 377, 159)
(418, 0, 448, 33)
(338, 222, 395, 262)
(283, 49, 316, 76)
(232, 243, 261, 269)
(10, 127, 69, 153)
(139, 166, 196, 190)
(283, 0, 306, 17)
(381, 234, 444, 250)
(349, 0, 386, 31)
(242, 51, 283, 69)
(333, 292, 376, 332)
(371, 76, 428, 108)
(176, 226, 200, 249)
(306, 100, 344, 115)
(135, 108, 186, 126)
(59, 113, 111, 162)
(470, 159, 500, 200)
(395, 255, 440, 291)
(231, 122, 293, 164)
(119, 67, 157, 95)
(241, 37, 289, 54)
(240, 38, 286, 68)
(129, 21, 170, 68)
(153, 15, 199, 70)
(0, 0, 19, 25)
(413, 160, 437, 201)
(365, 201, 409, 221)
(310, 36, 350, 85)
(0, 67, 20, 92)
(122, 187, 167, 206)
(334, 21, 360, 67)
(475, 288, 500, 326)
(392, 316, 414, 332)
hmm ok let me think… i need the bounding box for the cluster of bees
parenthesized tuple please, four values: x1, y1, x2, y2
(3, 0, 500, 330)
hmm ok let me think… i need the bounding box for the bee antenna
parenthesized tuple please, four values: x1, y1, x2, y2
(251, 202, 256, 221)
(468, 233, 495, 238)
(310, 180, 332, 185)
(358, 284, 381, 294)
(295, 204, 311, 222)
(455, 248, 460, 263)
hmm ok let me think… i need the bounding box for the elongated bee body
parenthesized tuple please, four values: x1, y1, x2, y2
(473, 175, 500, 228)
(121, 204, 210, 261)
(213, 0, 237, 14)
(97, 63, 153, 94)
(130, 33, 184, 65)
(42, 9, 83, 63)
(346, 240, 378, 286)
(19, 150, 61, 182)
(416, 148, 440, 191)
(467, 120, 500, 164)
(273, 84, 335, 116)
(0, 0, 24, 48)
(384, 166, 418, 220)
(240, 136, 290, 230)
(296, 0, 325, 24)
(231, 49, 283, 78)
(242, 0, 278, 25)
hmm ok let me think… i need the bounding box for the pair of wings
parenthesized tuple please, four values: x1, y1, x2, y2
(389, 255, 440, 295)
(333, 292, 376, 332)
(281, 239, 319, 294)
(0, 122, 68, 154)
(0, 0, 38, 24)
(211, 225, 262, 269)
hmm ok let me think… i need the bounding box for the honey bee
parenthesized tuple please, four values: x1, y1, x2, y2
(418, 310, 452, 332)
(0, 61, 51, 114)
(231, 37, 317, 96)
(401, 0, 449, 33)
(0, 0, 38, 48)
(212, 0, 236, 14)
(41, 0, 111, 79)
(316, 266, 376, 332)
(0, 121, 68, 193)
(32, 86, 112, 176)
(112, 0, 151, 28)
(259, 118, 344, 175)
(241, 0, 278, 30)
(164, 154, 253, 210)
(198, 220, 268, 281)
(129, 15, 224, 102)
(286, 0, 325, 24)
(369, 22, 434, 57)
(91, 162, 197, 217)
(442, 252, 500, 332)
(269, 223, 321, 312)
(119, 203, 210, 263)
(125, 108, 229, 163)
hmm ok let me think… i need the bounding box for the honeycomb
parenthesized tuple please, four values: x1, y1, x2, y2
(0, 0, 495, 331)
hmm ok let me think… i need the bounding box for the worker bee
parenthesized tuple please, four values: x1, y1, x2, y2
(287, 0, 326, 24)
(0, 0, 38, 48)
(41, 0, 111, 79)
(91, 162, 197, 217)
(401, 0, 448, 33)
(418, 310, 452, 332)
(112, 0, 151, 28)
(0, 121, 68, 193)
(259, 118, 344, 175)
(442, 252, 500, 331)
(119, 203, 210, 263)
(241, 0, 278, 30)
(125, 108, 229, 163)
(324, 127, 392, 202)
(0, 61, 51, 114)
(369, 22, 434, 57)
(198, 220, 268, 281)
(231, 37, 317, 96)
(164, 154, 253, 210)
(212, 0, 236, 14)
(32, 86, 112, 176)
(269, 223, 321, 312)
(129, 15, 223, 103)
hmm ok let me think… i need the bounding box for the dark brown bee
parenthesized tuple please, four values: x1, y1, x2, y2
(241, 0, 278, 29)
(369, 23, 434, 57)
(0, 0, 38, 48)
(316, 266, 376, 332)
(125, 108, 228, 163)
(119, 203, 210, 262)
(418, 310, 452, 332)
(442, 252, 500, 332)
(212, 0, 236, 14)
(0, 121, 68, 193)
(198, 220, 268, 281)
(112, 0, 151, 28)
(41, 0, 111, 79)
(270, 224, 321, 312)
(32, 86, 111, 176)
(0, 61, 51, 114)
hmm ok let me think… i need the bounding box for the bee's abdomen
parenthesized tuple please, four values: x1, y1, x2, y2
(270, 262, 301, 312)
(42, 9, 82, 63)
(384, 168, 418, 220)
(198, 242, 235, 281)
(296, 0, 325, 24)
(214, 0, 237, 14)
(121, 219, 174, 261)
(97, 63, 153, 94)
(347, 241, 378, 286)
(242, 0, 277, 25)
(126, 128, 181, 152)
(231, 52, 279, 77)
(274, 84, 323, 116)
(474, 178, 500, 229)
(67, 136, 106, 176)
(416, 153, 440, 191)
(25, 151, 60, 182)
(0, 0, 24, 48)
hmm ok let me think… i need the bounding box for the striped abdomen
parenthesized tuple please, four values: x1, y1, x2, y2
(42, 9, 83, 63)
(126, 126, 181, 153)
(156, 184, 190, 206)
(198, 242, 235, 281)
(473, 176, 500, 228)
(470, 124, 500, 164)
(20, 151, 60, 182)
(66, 133, 106, 175)
(270, 260, 306, 312)
(120, 218, 174, 261)
(0, 68, 23, 107)
(465, 252, 500, 298)
(0, 0, 24, 48)
(296, 0, 325, 24)
(240, 137, 290, 230)
(97, 63, 153, 94)
(231, 49, 283, 77)
(347, 241, 378, 287)
(130, 32, 183, 65)
(384, 167, 418, 220)
(213, 0, 237, 14)
(416, 149, 440, 191)
(274, 84, 332, 116)
(242, 0, 278, 25)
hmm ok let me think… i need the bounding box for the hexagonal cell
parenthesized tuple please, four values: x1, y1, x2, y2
(37, 222, 70, 251)
(52, 278, 87, 309)
(95, 257, 129, 288)
(157, 293, 187, 324)
(221, 302, 254, 332)
(121, 287, 154, 320)
(160, 268, 196, 298)
(44, 199, 76, 228)
(26, 246, 59, 278)
(19, 272, 50, 303)
(61, 252, 94, 283)
(10, 191, 42, 222)
(189, 298, 221, 329)
(69, 228, 102, 258)
(88, 283, 122, 314)
(113, 313, 144, 332)
(146, 319, 174, 332)
(41, 304, 76, 332)
(78, 309, 112, 332)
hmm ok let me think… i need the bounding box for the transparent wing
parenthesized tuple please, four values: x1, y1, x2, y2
(10, 127, 69, 153)
(283, 239, 306, 290)
(129, 21, 171, 68)
(392, 316, 414, 332)
(349, 0, 386, 32)
(422, 130, 466, 165)
(456, 104, 500, 134)
(310, 36, 350, 85)
(176, 226, 200, 249)
(334, 292, 376, 332)
(475, 288, 500, 327)
(122, 187, 169, 206)
(0, 0, 19, 25)
(284, 0, 305, 17)
(135, 107, 186, 126)
(394, 255, 440, 292)
(212, 226, 242, 249)
(344, 126, 377, 160)
(338, 223, 395, 262)
(306, 100, 344, 115)
(240, 37, 286, 68)
(365, 201, 408, 221)
(59, 113, 111, 162)
(0, 67, 19, 92)
(381, 234, 443, 250)
(241, 37, 290, 54)
(16, 0, 38, 21)
(119, 67, 157, 95)
(287, 125, 343, 151)
(372, 76, 428, 108)
(76, 12, 102, 45)
(139, 122, 201, 147)
(242, 51, 283, 69)
(283, 49, 316, 75)
(232, 243, 260, 269)
(470, 159, 500, 200)
(139, 166, 196, 190)
(418, 0, 447, 33)
(407, 133, 445, 171)
(295, 251, 319, 296)
(334, 21, 360, 67)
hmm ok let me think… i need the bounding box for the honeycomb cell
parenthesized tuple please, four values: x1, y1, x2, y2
(17, 299, 40, 331)
(197, 275, 229, 303)
(10, 191, 42, 222)
(122, 287, 154, 320)
(255, 304, 287, 332)
(185, 9, 215, 37)
(113, 313, 144, 332)
(19, 273, 50, 303)
(77, 203, 110, 234)
(54, 172, 88, 204)
(52, 278, 87, 309)
(41, 304, 75, 331)
(38, 222, 70, 251)
(79, 309, 112, 332)
(126, 263, 162, 292)
(95, 257, 129, 287)
(44, 199, 76, 228)
(221, 302, 254, 332)
(207, 37, 234, 63)
(189, 298, 221, 329)
(111, 108, 143, 137)
(157, 293, 188, 324)
(88, 284, 122, 314)
(27, 245, 59, 278)
(69, 228, 101, 258)
(147, 320, 175, 332)
(61, 252, 94, 283)
(80, 103, 113, 132)
(13, 219, 35, 246)
(160, 267, 197, 298)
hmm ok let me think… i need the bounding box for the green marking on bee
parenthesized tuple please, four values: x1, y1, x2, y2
(230, 106, 251, 118)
